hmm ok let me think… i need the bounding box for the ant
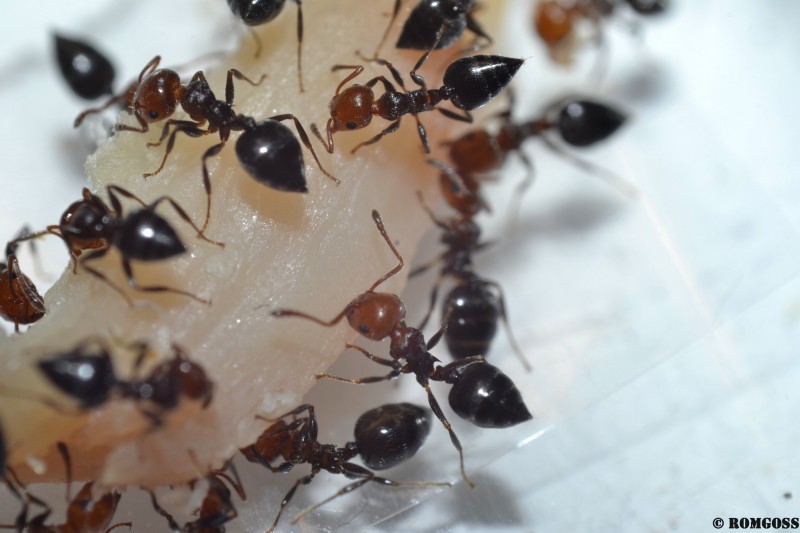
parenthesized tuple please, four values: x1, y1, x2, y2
(272, 210, 532, 488)
(54, 34, 116, 101)
(241, 402, 446, 531)
(115, 56, 336, 233)
(10, 185, 222, 306)
(311, 33, 523, 155)
(0, 231, 45, 333)
(534, 0, 667, 67)
(410, 193, 532, 371)
(148, 463, 246, 533)
(374, 0, 492, 57)
(226, 0, 305, 91)
(1, 442, 131, 533)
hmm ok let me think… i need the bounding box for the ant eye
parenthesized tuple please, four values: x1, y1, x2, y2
(346, 122, 357, 130)
(359, 324, 370, 333)
(148, 110, 159, 119)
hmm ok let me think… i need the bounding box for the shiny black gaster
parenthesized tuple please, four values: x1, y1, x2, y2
(354, 403, 432, 470)
(444, 55, 524, 111)
(235, 120, 308, 193)
(54, 34, 115, 100)
(448, 361, 532, 428)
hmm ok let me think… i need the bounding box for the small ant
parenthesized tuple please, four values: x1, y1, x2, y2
(54, 34, 116, 101)
(534, 0, 667, 66)
(0, 232, 45, 333)
(272, 210, 532, 488)
(374, 0, 492, 57)
(311, 37, 523, 155)
(1, 442, 131, 533)
(148, 463, 246, 533)
(411, 194, 532, 371)
(115, 56, 336, 233)
(30, 338, 213, 428)
(10, 185, 221, 306)
(226, 0, 305, 91)
(241, 402, 446, 531)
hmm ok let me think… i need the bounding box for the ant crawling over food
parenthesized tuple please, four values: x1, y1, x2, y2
(374, 0, 492, 58)
(9, 185, 222, 306)
(311, 29, 523, 155)
(241, 402, 447, 531)
(148, 462, 246, 532)
(0, 230, 45, 333)
(272, 210, 532, 488)
(534, 0, 667, 68)
(115, 56, 337, 233)
(1, 442, 131, 533)
(411, 192, 532, 371)
(226, 0, 305, 91)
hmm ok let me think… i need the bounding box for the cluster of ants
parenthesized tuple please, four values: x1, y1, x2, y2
(0, 0, 666, 530)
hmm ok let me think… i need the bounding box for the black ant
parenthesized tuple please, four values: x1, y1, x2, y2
(10, 185, 222, 306)
(272, 210, 532, 488)
(115, 56, 336, 233)
(54, 34, 116, 101)
(148, 463, 246, 533)
(374, 0, 492, 57)
(411, 193, 532, 371)
(1, 232, 45, 333)
(534, 0, 667, 67)
(1, 442, 131, 533)
(226, 0, 305, 91)
(311, 35, 523, 155)
(241, 402, 446, 531)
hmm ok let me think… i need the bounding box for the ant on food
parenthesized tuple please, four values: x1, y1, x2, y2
(311, 31, 523, 155)
(272, 210, 532, 488)
(9, 185, 222, 306)
(226, 0, 305, 91)
(1, 442, 131, 533)
(374, 0, 492, 58)
(148, 462, 246, 533)
(0, 231, 45, 333)
(241, 402, 446, 531)
(115, 56, 337, 234)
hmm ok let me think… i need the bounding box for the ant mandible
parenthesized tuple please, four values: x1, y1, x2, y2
(10, 185, 222, 306)
(1, 442, 131, 533)
(226, 0, 305, 91)
(241, 402, 446, 531)
(0, 231, 45, 333)
(374, 0, 492, 58)
(116, 56, 337, 234)
(272, 210, 532, 488)
(312, 32, 523, 155)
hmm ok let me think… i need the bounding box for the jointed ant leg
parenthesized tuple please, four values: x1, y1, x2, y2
(269, 113, 339, 183)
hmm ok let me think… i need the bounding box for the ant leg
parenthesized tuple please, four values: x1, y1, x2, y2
(331, 65, 365, 95)
(483, 279, 532, 371)
(310, 118, 335, 154)
(147, 194, 225, 248)
(225, 68, 267, 105)
(270, 473, 316, 533)
(369, 209, 404, 291)
(433, 356, 485, 383)
(438, 107, 474, 123)
(292, 0, 305, 92)
(147, 490, 183, 532)
(115, 110, 149, 134)
(119, 257, 210, 305)
(74, 91, 130, 128)
(409, 25, 446, 88)
(346, 343, 398, 368)
(364, 73, 401, 93)
(199, 141, 226, 235)
(106, 185, 148, 212)
(506, 149, 535, 233)
(350, 119, 402, 154)
(268, 113, 339, 183)
(420, 378, 474, 489)
(56, 442, 73, 502)
(417, 274, 444, 331)
(316, 369, 403, 384)
(104, 522, 133, 532)
(249, 27, 263, 58)
(148, 119, 203, 148)
(144, 124, 210, 179)
(413, 114, 431, 153)
(137, 55, 161, 84)
(462, 12, 493, 54)
(78, 248, 134, 306)
(357, 54, 407, 91)
(373, 0, 403, 58)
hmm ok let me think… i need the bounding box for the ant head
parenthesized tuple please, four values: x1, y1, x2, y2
(67, 483, 122, 529)
(448, 129, 505, 176)
(533, 1, 575, 48)
(175, 358, 214, 408)
(346, 292, 406, 341)
(132, 69, 182, 123)
(61, 199, 112, 240)
(329, 85, 374, 132)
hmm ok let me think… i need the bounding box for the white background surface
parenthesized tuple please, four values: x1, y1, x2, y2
(1, 1, 799, 531)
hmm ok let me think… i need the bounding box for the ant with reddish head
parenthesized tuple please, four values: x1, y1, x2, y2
(241, 402, 446, 531)
(311, 32, 523, 155)
(226, 0, 305, 91)
(115, 56, 337, 233)
(1, 230, 45, 333)
(1, 442, 130, 533)
(272, 210, 532, 488)
(9, 186, 222, 306)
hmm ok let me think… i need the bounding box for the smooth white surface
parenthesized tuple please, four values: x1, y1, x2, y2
(1, 1, 798, 532)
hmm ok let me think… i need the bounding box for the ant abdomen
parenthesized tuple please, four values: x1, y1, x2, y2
(626, 0, 668, 15)
(37, 347, 117, 409)
(447, 361, 532, 428)
(226, 0, 284, 25)
(443, 281, 500, 360)
(558, 99, 627, 147)
(113, 209, 186, 261)
(354, 403, 432, 470)
(54, 34, 116, 100)
(443, 56, 524, 111)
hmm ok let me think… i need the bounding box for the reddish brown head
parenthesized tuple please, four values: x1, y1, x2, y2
(346, 292, 406, 341)
(132, 69, 183, 124)
(534, 1, 575, 47)
(329, 85, 374, 133)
